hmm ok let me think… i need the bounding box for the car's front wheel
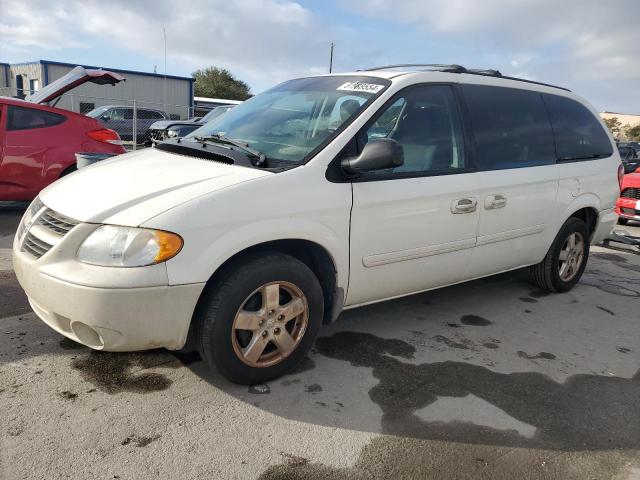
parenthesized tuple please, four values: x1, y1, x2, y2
(195, 252, 324, 384)
(530, 217, 590, 293)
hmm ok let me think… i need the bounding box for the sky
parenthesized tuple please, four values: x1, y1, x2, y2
(1, 0, 639, 112)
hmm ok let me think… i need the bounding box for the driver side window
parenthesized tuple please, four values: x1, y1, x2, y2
(361, 85, 466, 176)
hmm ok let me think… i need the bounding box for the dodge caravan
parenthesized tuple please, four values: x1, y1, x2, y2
(13, 65, 622, 384)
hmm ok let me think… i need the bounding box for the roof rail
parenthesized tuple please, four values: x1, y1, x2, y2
(361, 64, 570, 92)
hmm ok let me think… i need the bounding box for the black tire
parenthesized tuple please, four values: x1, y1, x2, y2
(195, 252, 324, 384)
(529, 217, 590, 293)
(618, 217, 629, 225)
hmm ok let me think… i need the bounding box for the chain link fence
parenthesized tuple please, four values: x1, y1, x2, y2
(0, 87, 226, 151)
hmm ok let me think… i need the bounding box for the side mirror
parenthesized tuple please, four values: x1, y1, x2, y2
(636, 167, 640, 173)
(341, 138, 404, 174)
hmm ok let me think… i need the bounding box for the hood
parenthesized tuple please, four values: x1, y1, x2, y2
(28, 66, 125, 104)
(39, 148, 271, 226)
(149, 119, 199, 130)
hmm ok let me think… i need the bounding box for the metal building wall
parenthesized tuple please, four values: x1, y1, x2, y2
(0, 64, 9, 93)
(45, 63, 193, 119)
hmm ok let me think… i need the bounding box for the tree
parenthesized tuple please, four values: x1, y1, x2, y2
(603, 116, 623, 138)
(627, 124, 640, 141)
(192, 67, 251, 101)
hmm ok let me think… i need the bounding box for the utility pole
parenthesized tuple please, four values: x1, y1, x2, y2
(329, 42, 334, 73)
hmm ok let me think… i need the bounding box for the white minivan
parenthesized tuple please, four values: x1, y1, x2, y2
(13, 65, 622, 384)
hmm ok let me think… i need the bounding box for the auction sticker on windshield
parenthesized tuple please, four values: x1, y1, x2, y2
(337, 81, 385, 93)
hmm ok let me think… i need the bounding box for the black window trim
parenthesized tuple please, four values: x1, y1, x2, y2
(326, 82, 476, 183)
(6, 105, 67, 131)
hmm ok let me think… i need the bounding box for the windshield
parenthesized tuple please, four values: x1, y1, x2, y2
(201, 106, 233, 123)
(186, 76, 390, 163)
(86, 106, 110, 118)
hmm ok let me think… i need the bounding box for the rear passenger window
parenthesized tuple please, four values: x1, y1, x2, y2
(7, 105, 66, 131)
(463, 85, 555, 170)
(543, 94, 613, 160)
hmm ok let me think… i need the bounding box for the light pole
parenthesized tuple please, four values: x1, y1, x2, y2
(329, 42, 334, 73)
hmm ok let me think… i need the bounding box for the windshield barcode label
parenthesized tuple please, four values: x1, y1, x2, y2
(337, 82, 384, 93)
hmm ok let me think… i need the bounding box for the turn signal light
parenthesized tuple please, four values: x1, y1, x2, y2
(617, 164, 624, 191)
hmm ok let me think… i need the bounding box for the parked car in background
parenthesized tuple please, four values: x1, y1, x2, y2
(0, 66, 125, 201)
(14, 66, 621, 384)
(618, 143, 640, 174)
(87, 105, 168, 144)
(145, 105, 235, 146)
(616, 167, 640, 225)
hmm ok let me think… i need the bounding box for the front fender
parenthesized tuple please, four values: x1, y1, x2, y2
(165, 217, 348, 289)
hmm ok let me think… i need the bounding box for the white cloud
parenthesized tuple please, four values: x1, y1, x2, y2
(344, 0, 640, 81)
(0, 0, 335, 92)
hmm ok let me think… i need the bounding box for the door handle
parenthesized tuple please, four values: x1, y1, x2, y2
(485, 194, 507, 210)
(451, 197, 478, 214)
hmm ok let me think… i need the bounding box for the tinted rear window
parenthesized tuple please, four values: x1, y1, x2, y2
(543, 94, 613, 160)
(462, 85, 555, 170)
(7, 105, 66, 131)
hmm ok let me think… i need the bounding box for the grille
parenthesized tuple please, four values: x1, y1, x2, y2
(22, 232, 54, 259)
(149, 129, 168, 143)
(621, 188, 640, 200)
(21, 207, 80, 259)
(37, 209, 79, 235)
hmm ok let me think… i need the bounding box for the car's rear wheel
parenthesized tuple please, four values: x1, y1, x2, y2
(618, 217, 629, 225)
(530, 217, 590, 293)
(196, 252, 323, 384)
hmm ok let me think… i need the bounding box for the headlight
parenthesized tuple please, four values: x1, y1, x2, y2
(17, 197, 44, 241)
(77, 225, 183, 267)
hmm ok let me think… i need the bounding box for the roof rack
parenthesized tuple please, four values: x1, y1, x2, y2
(361, 64, 570, 92)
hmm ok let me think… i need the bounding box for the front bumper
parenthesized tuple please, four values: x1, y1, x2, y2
(12, 208, 204, 352)
(615, 198, 640, 222)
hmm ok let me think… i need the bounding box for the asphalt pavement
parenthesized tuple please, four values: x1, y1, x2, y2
(1, 204, 639, 480)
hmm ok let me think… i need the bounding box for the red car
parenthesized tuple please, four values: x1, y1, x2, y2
(0, 66, 126, 201)
(616, 167, 640, 225)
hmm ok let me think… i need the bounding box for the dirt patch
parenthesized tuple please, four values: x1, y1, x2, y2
(121, 434, 160, 447)
(432, 335, 470, 350)
(305, 384, 322, 393)
(460, 315, 493, 326)
(519, 297, 538, 303)
(517, 351, 556, 361)
(59, 391, 78, 401)
(71, 350, 180, 394)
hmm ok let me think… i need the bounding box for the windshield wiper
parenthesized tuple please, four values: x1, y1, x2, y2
(194, 134, 267, 167)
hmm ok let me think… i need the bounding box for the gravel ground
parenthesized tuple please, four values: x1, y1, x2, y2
(1, 204, 639, 480)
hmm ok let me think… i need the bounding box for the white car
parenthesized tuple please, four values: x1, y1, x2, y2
(13, 65, 622, 384)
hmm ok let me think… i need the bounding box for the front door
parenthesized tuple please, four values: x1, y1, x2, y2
(347, 84, 482, 306)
